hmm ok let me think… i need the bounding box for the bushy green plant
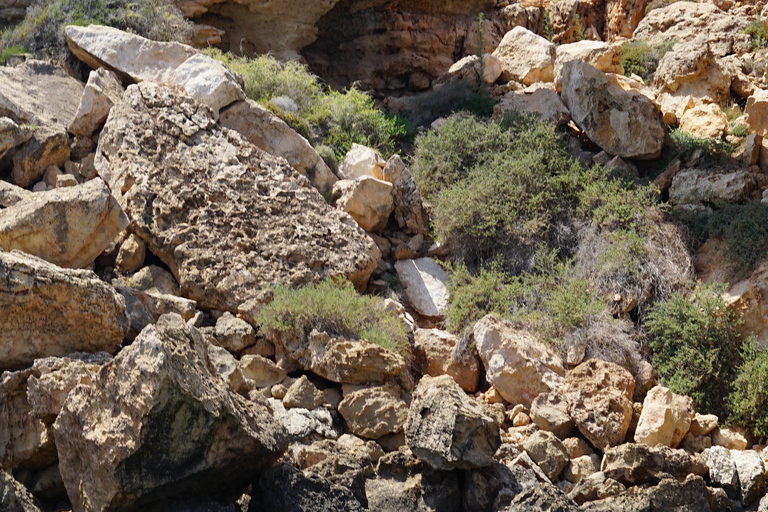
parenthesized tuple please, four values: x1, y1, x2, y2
(645, 285, 744, 418)
(0, 45, 25, 65)
(669, 128, 735, 161)
(729, 341, 768, 438)
(1, 0, 190, 57)
(745, 21, 768, 51)
(621, 39, 676, 84)
(253, 278, 409, 355)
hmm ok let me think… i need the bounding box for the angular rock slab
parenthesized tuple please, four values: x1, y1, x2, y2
(561, 60, 665, 160)
(406, 375, 501, 470)
(0, 179, 128, 268)
(171, 53, 244, 120)
(0, 471, 42, 512)
(395, 257, 450, 318)
(69, 67, 125, 137)
(0, 251, 127, 371)
(95, 81, 380, 311)
(64, 24, 197, 84)
(53, 314, 288, 512)
(634, 385, 692, 448)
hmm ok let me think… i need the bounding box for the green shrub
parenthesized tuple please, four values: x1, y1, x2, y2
(1, 0, 190, 57)
(253, 278, 409, 356)
(729, 341, 768, 438)
(0, 45, 25, 65)
(645, 0, 698, 13)
(669, 128, 735, 161)
(645, 285, 745, 418)
(745, 21, 768, 51)
(730, 124, 749, 138)
(621, 39, 676, 84)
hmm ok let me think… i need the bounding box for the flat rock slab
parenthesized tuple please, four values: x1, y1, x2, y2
(0, 250, 128, 371)
(395, 257, 449, 318)
(95, 81, 380, 311)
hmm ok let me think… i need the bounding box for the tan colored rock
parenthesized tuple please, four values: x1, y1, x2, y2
(530, 392, 574, 439)
(711, 427, 749, 450)
(332, 176, 394, 233)
(689, 413, 718, 437)
(602, 443, 708, 485)
(473, 315, 565, 408)
(406, 375, 501, 470)
(56, 174, 77, 188)
(658, 93, 695, 127)
(0, 251, 127, 371)
(413, 328, 480, 393)
(680, 103, 728, 139)
(171, 53, 244, 119)
(219, 99, 337, 194)
(439, 54, 502, 87)
(554, 40, 623, 92)
(634, 385, 693, 448)
(563, 437, 594, 459)
(492, 26, 556, 85)
(215, 312, 255, 352)
(561, 60, 665, 159)
(381, 155, 428, 236)
(744, 133, 763, 166)
(493, 89, 571, 126)
(721, 262, 768, 347)
(115, 233, 146, 274)
(95, 81, 380, 311)
(0, 179, 27, 208)
(513, 412, 531, 427)
(0, 117, 33, 158)
(395, 257, 450, 319)
(68, 68, 124, 137)
(562, 359, 635, 451)
(653, 38, 731, 105)
(53, 314, 287, 512)
(0, 470, 43, 512)
(64, 24, 197, 83)
(669, 169, 756, 205)
(564, 454, 601, 484)
(338, 383, 408, 440)
(233, 354, 287, 390)
(521, 430, 570, 480)
(130, 264, 180, 296)
(0, 179, 128, 269)
(338, 144, 385, 181)
(746, 90, 768, 137)
(283, 375, 324, 410)
(0, 60, 83, 187)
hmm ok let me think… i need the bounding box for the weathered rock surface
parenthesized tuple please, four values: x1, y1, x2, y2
(269, 398, 340, 441)
(580, 475, 711, 512)
(746, 90, 768, 137)
(561, 60, 665, 160)
(219, 98, 337, 193)
(0, 251, 127, 371)
(332, 177, 394, 233)
(95, 81, 380, 311)
(521, 430, 569, 480)
(0, 178, 128, 269)
(381, 155, 428, 236)
(554, 40, 623, 91)
(680, 103, 728, 140)
(214, 312, 255, 352)
(563, 454, 601, 484)
(669, 170, 756, 206)
(64, 24, 197, 83)
(690, 413, 718, 437)
(561, 360, 635, 451)
(634, 385, 693, 448)
(406, 375, 501, 470)
(653, 38, 731, 106)
(0, 60, 83, 187)
(504, 481, 578, 512)
(171, 53, 244, 119)
(339, 383, 408, 440)
(702, 446, 739, 495)
(711, 427, 749, 450)
(413, 328, 480, 393)
(69, 68, 125, 138)
(0, 471, 42, 512)
(473, 314, 565, 408)
(492, 26, 555, 85)
(394, 257, 450, 319)
(53, 314, 287, 512)
(0, 117, 33, 159)
(493, 89, 572, 127)
(338, 144, 384, 181)
(601, 443, 708, 485)
(530, 392, 574, 439)
(283, 375, 325, 410)
(115, 233, 146, 274)
(731, 449, 766, 505)
(232, 354, 287, 390)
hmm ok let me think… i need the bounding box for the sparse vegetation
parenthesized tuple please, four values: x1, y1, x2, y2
(645, 0, 698, 14)
(745, 21, 768, 51)
(253, 278, 410, 356)
(621, 39, 676, 84)
(668, 128, 736, 162)
(0, 45, 26, 65)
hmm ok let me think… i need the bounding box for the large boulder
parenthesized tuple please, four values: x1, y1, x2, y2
(634, 385, 693, 448)
(332, 176, 394, 233)
(731, 449, 766, 505)
(338, 144, 385, 181)
(0, 60, 83, 187)
(580, 475, 712, 512)
(554, 40, 623, 91)
(64, 24, 197, 83)
(0, 251, 127, 371)
(406, 375, 501, 470)
(95, 81, 380, 312)
(520, 430, 570, 480)
(493, 89, 572, 127)
(492, 26, 556, 85)
(0, 179, 128, 268)
(653, 38, 731, 106)
(601, 443, 708, 485)
(679, 103, 728, 139)
(413, 328, 480, 393)
(669, 169, 756, 206)
(561, 60, 665, 160)
(702, 446, 739, 496)
(745, 90, 768, 137)
(219, 99, 337, 193)
(0, 117, 33, 161)
(473, 315, 565, 408)
(53, 314, 287, 512)
(69, 68, 125, 138)
(394, 257, 450, 319)
(561, 360, 635, 451)
(338, 383, 408, 440)
(171, 53, 245, 119)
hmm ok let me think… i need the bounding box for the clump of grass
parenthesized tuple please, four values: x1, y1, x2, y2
(669, 128, 735, 161)
(253, 278, 410, 356)
(745, 21, 768, 51)
(621, 39, 676, 84)
(0, 45, 26, 65)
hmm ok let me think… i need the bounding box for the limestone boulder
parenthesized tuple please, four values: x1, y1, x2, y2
(214, 312, 255, 352)
(563, 454, 601, 484)
(722, 262, 768, 347)
(268, 398, 340, 441)
(634, 385, 693, 448)
(332, 176, 394, 233)
(680, 103, 728, 139)
(561, 359, 635, 451)
(731, 449, 766, 505)
(521, 430, 570, 480)
(283, 375, 324, 410)
(561, 60, 665, 159)
(171, 53, 244, 119)
(115, 233, 146, 274)
(0, 178, 128, 269)
(232, 354, 287, 390)
(64, 24, 197, 83)
(493, 89, 572, 127)
(338, 143, 385, 181)
(413, 328, 480, 393)
(0, 117, 33, 159)
(745, 90, 768, 137)
(530, 392, 574, 439)
(702, 446, 739, 495)
(406, 375, 501, 470)
(439, 54, 502, 86)
(338, 383, 408, 440)
(554, 40, 623, 92)
(0, 60, 83, 187)
(68, 68, 125, 138)
(669, 169, 756, 206)
(493, 26, 555, 85)
(0, 180, 27, 208)
(580, 474, 711, 512)
(473, 314, 565, 408)
(711, 427, 749, 450)
(0, 251, 127, 371)
(381, 155, 428, 236)
(601, 443, 708, 485)
(394, 257, 450, 319)
(219, 98, 337, 193)
(53, 314, 287, 512)
(0, 471, 42, 512)
(690, 413, 718, 436)
(95, 81, 380, 311)
(506, 481, 578, 512)
(653, 38, 730, 101)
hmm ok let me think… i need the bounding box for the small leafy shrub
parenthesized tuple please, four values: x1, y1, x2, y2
(1, 0, 190, 58)
(745, 21, 768, 51)
(669, 128, 735, 162)
(730, 124, 749, 138)
(645, 285, 744, 419)
(729, 341, 768, 438)
(253, 279, 409, 355)
(0, 45, 25, 65)
(621, 39, 676, 84)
